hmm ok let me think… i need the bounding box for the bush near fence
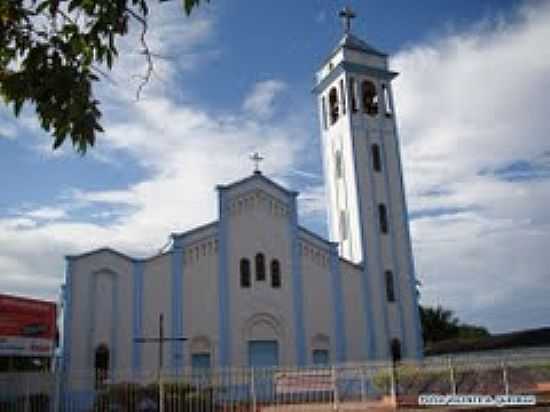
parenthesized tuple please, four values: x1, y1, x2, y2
(93, 382, 215, 412)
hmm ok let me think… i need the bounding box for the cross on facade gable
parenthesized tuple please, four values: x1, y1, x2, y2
(339, 6, 356, 34)
(250, 151, 264, 173)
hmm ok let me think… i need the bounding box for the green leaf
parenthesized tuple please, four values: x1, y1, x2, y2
(14, 99, 24, 117)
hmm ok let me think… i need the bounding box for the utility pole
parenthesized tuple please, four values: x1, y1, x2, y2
(134, 313, 187, 378)
(134, 313, 187, 412)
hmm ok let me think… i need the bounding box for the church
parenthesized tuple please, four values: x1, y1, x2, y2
(61, 9, 423, 381)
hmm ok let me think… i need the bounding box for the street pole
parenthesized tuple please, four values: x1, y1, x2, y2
(133, 312, 187, 412)
(158, 313, 164, 380)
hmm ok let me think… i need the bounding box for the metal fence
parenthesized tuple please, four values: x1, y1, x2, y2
(1, 353, 549, 411)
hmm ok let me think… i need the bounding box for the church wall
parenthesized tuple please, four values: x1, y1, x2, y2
(318, 66, 413, 360)
(351, 111, 392, 359)
(141, 253, 172, 374)
(340, 259, 367, 362)
(320, 75, 364, 263)
(346, 72, 422, 359)
(379, 87, 423, 359)
(224, 184, 296, 366)
(342, 49, 386, 70)
(299, 237, 333, 364)
(361, 114, 404, 347)
(181, 233, 219, 367)
(66, 250, 134, 388)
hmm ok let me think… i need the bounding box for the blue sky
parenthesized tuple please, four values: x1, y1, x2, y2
(1, 0, 549, 334)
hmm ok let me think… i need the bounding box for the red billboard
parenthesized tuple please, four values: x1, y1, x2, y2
(0, 294, 57, 357)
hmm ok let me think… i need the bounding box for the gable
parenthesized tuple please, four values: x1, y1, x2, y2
(218, 172, 297, 210)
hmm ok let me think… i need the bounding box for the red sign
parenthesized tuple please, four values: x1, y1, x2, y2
(0, 294, 57, 357)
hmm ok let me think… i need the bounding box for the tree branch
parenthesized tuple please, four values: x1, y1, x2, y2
(125, 7, 154, 100)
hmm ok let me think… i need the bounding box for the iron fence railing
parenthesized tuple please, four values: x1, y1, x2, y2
(0, 353, 549, 411)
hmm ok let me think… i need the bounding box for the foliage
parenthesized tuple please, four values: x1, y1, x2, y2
(420, 305, 490, 345)
(94, 381, 215, 412)
(0, 0, 207, 154)
(372, 365, 449, 394)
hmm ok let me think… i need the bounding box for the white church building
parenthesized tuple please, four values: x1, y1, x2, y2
(62, 10, 423, 381)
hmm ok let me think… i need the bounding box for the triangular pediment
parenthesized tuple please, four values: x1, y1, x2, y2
(218, 172, 297, 208)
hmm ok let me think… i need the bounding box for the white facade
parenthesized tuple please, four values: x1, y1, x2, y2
(62, 28, 423, 384)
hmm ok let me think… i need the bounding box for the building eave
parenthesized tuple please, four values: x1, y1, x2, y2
(217, 171, 299, 199)
(313, 61, 398, 94)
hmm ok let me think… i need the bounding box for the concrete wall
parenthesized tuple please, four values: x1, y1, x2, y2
(315, 39, 423, 360)
(223, 178, 296, 366)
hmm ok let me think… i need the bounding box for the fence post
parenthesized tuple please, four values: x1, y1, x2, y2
(332, 365, 339, 411)
(53, 371, 62, 412)
(250, 368, 256, 412)
(448, 356, 456, 395)
(24, 372, 30, 412)
(159, 377, 165, 412)
(389, 362, 397, 409)
(502, 361, 509, 396)
(360, 366, 367, 403)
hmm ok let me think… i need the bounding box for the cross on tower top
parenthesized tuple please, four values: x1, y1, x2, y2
(250, 152, 264, 173)
(339, 6, 356, 34)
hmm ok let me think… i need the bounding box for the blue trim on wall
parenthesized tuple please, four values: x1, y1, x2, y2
(347, 100, 376, 360)
(217, 188, 231, 366)
(329, 243, 347, 363)
(387, 83, 424, 359)
(378, 135, 407, 354)
(64, 390, 96, 412)
(132, 261, 144, 374)
(111, 275, 119, 372)
(290, 194, 307, 366)
(171, 239, 185, 373)
(62, 258, 73, 373)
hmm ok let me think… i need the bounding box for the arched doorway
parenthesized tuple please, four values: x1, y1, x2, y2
(94, 344, 109, 388)
(390, 338, 402, 363)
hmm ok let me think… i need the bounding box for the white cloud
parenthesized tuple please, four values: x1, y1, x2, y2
(24, 207, 67, 221)
(1, 1, 550, 336)
(243, 80, 288, 119)
(0, 4, 312, 301)
(392, 3, 550, 332)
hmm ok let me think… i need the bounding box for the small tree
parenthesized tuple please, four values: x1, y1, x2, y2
(1, 0, 207, 153)
(420, 305, 489, 344)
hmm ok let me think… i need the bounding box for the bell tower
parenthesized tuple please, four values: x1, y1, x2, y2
(314, 8, 423, 359)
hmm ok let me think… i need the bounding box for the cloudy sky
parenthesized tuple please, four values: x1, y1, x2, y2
(1, 0, 549, 334)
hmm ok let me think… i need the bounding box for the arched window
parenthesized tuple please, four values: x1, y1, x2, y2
(328, 87, 339, 124)
(335, 150, 343, 179)
(255, 253, 266, 281)
(362, 80, 378, 116)
(271, 259, 281, 288)
(349, 77, 358, 113)
(371, 144, 382, 172)
(382, 84, 393, 117)
(391, 338, 402, 363)
(240, 258, 251, 288)
(339, 79, 346, 115)
(378, 203, 388, 234)
(94, 344, 109, 388)
(385, 270, 395, 302)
